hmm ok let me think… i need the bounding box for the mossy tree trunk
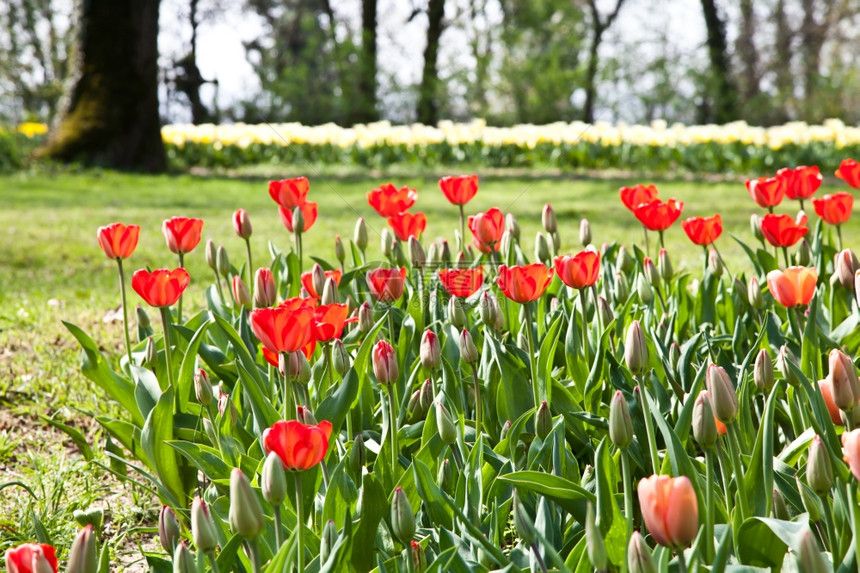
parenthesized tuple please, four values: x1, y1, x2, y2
(38, 0, 165, 172)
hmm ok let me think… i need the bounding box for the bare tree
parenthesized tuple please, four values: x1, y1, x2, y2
(581, 0, 626, 123)
(417, 0, 446, 125)
(699, 0, 737, 122)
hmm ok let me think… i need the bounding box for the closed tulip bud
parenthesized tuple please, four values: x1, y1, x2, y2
(419, 378, 434, 412)
(754, 349, 774, 392)
(285, 350, 301, 379)
(439, 239, 451, 263)
(549, 297, 561, 314)
(625, 320, 649, 375)
(407, 389, 425, 422)
(542, 203, 557, 233)
(136, 305, 151, 329)
(292, 205, 305, 233)
(806, 435, 833, 495)
(158, 506, 180, 554)
(229, 468, 264, 539)
(332, 339, 350, 375)
(692, 391, 718, 449)
(732, 276, 749, 306)
(233, 208, 253, 239)
(232, 276, 251, 309)
(579, 218, 592, 247)
(216, 245, 230, 278)
(145, 336, 157, 367)
(627, 531, 658, 573)
(254, 268, 276, 307)
(173, 542, 196, 573)
(372, 340, 398, 385)
(535, 401, 552, 440)
(656, 318, 670, 340)
(436, 401, 457, 444)
(349, 433, 365, 475)
(598, 296, 614, 326)
(777, 345, 801, 387)
(500, 419, 512, 442)
(391, 486, 415, 542)
(296, 405, 317, 426)
(354, 217, 368, 250)
(798, 530, 829, 573)
(459, 329, 479, 363)
(455, 250, 468, 267)
(643, 257, 660, 287)
(772, 488, 790, 520)
(829, 349, 860, 411)
(609, 391, 633, 449)
(358, 302, 374, 333)
(706, 364, 738, 423)
(448, 295, 466, 329)
(636, 273, 653, 303)
(506, 213, 521, 240)
(748, 277, 764, 309)
(797, 239, 812, 267)
(393, 240, 408, 267)
(617, 246, 635, 273)
(310, 263, 326, 298)
(420, 330, 441, 370)
(205, 239, 217, 270)
(534, 232, 549, 263)
(67, 524, 98, 573)
(796, 475, 823, 522)
(614, 272, 630, 302)
(426, 242, 439, 264)
(193, 369, 213, 406)
(262, 452, 287, 506)
(585, 503, 607, 572)
(317, 520, 337, 565)
(708, 249, 723, 277)
(330, 234, 345, 264)
(512, 490, 536, 545)
(669, 343, 681, 370)
(202, 417, 216, 444)
(411, 541, 426, 572)
(750, 214, 763, 241)
(499, 230, 514, 258)
(479, 291, 498, 330)
(658, 248, 673, 281)
(380, 228, 393, 257)
(548, 231, 558, 256)
(191, 498, 218, 553)
(408, 236, 426, 268)
(321, 276, 339, 305)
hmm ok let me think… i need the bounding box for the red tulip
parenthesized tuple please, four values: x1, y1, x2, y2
(760, 212, 809, 247)
(314, 303, 355, 342)
(162, 217, 204, 254)
(301, 269, 342, 299)
(468, 207, 505, 253)
(554, 249, 600, 289)
(97, 222, 140, 260)
(439, 175, 479, 205)
(681, 215, 722, 246)
(812, 192, 854, 226)
(777, 166, 822, 200)
(633, 199, 684, 231)
(388, 211, 427, 241)
(366, 267, 407, 302)
(269, 177, 309, 209)
(249, 301, 315, 355)
(279, 202, 318, 233)
(263, 419, 332, 471)
(842, 429, 860, 481)
(637, 475, 699, 548)
(745, 176, 785, 209)
(619, 184, 659, 212)
(233, 208, 253, 239)
(5, 544, 58, 573)
(438, 268, 484, 297)
(132, 268, 190, 307)
(836, 159, 860, 189)
(496, 263, 553, 303)
(766, 266, 817, 308)
(367, 183, 417, 217)
(263, 339, 316, 368)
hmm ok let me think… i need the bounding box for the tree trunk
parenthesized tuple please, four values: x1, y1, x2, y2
(772, 0, 793, 122)
(37, 0, 165, 172)
(582, 0, 625, 123)
(355, 0, 378, 124)
(699, 0, 737, 123)
(416, 0, 445, 125)
(735, 0, 758, 103)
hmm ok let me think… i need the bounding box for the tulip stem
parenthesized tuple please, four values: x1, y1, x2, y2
(245, 238, 254, 302)
(848, 482, 859, 558)
(781, 246, 790, 267)
(294, 472, 305, 573)
(247, 538, 261, 573)
(837, 224, 844, 251)
(642, 224, 650, 257)
(717, 441, 734, 516)
(472, 365, 482, 442)
(177, 252, 185, 324)
(295, 231, 303, 271)
(116, 258, 134, 371)
(704, 449, 716, 562)
(212, 268, 226, 306)
(530, 542, 549, 573)
(676, 549, 687, 573)
(726, 422, 749, 522)
(658, 230, 665, 250)
(159, 307, 177, 395)
(637, 380, 661, 474)
(325, 343, 335, 397)
(273, 505, 283, 548)
(621, 449, 633, 573)
(387, 384, 399, 471)
(388, 307, 396, 345)
(712, 244, 733, 281)
(458, 205, 466, 252)
(579, 289, 589, 366)
(524, 303, 541, 407)
(206, 550, 220, 573)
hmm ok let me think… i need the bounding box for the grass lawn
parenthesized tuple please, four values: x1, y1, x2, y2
(0, 168, 855, 563)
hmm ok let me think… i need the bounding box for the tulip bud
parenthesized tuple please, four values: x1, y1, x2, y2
(608, 391, 633, 449)
(314, 519, 337, 565)
(253, 268, 276, 307)
(636, 273, 653, 304)
(436, 401, 457, 444)
(796, 475, 823, 522)
(448, 295, 467, 329)
(628, 531, 658, 573)
(145, 335, 157, 367)
(506, 213, 521, 241)
(426, 242, 439, 265)
(748, 277, 764, 309)
(500, 419, 512, 441)
(350, 217, 367, 250)
(408, 236, 426, 268)
(500, 230, 513, 258)
(549, 297, 561, 314)
(707, 249, 724, 278)
(754, 349, 774, 393)
(233, 209, 253, 239)
(407, 389, 426, 422)
(625, 320, 649, 375)
(834, 249, 860, 291)
(806, 435, 833, 495)
(579, 218, 592, 247)
(459, 329, 479, 364)
(535, 401, 552, 440)
(292, 205, 305, 233)
(643, 257, 660, 287)
(692, 391, 718, 449)
(777, 345, 802, 387)
(798, 530, 829, 573)
(420, 330, 441, 371)
(750, 214, 763, 242)
(419, 378, 434, 413)
(262, 452, 287, 506)
(391, 486, 415, 542)
(156, 506, 181, 554)
(733, 276, 749, 306)
(439, 239, 451, 263)
(229, 468, 264, 539)
(438, 458, 455, 494)
(542, 203, 557, 233)
(349, 433, 365, 475)
(306, 263, 323, 298)
(192, 369, 213, 407)
(317, 277, 338, 306)
(191, 498, 218, 553)
(393, 240, 408, 267)
(585, 503, 607, 572)
(597, 296, 614, 327)
(614, 272, 630, 302)
(380, 228, 393, 258)
(479, 291, 498, 331)
(372, 340, 398, 385)
(706, 364, 738, 424)
(205, 239, 217, 270)
(67, 525, 98, 573)
(534, 232, 549, 263)
(173, 542, 196, 573)
(617, 246, 635, 273)
(411, 541, 426, 573)
(216, 245, 230, 278)
(657, 248, 673, 282)
(232, 276, 251, 309)
(796, 239, 811, 267)
(512, 490, 536, 545)
(358, 302, 374, 334)
(772, 487, 790, 520)
(332, 339, 350, 375)
(829, 349, 860, 412)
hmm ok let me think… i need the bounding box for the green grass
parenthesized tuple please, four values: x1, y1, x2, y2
(0, 168, 855, 562)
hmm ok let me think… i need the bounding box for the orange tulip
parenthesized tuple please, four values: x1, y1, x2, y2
(760, 212, 809, 247)
(818, 379, 844, 426)
(367, 183, 417, 217)
(301, 269, 342, 299)
(366, 267, 407, 302)
(812, 192, 854, 226)
(439, 175, 479, 205)
(766, 266, 817, 308)
(97, 222, 140, 259)
(777, 166, 822, 200)
(313, 303, 355, 342)
(162, 217, 204, 254)
(496, 264, 553, 303)
(269, 177, 309, 209)
(468, 207, 505, 253)
(843, 429, 860, 481)
(554, 249, 600, 289)
(263, 419, 332, 471)
(388, 211, 427, 241)
(633, 199, 684, 231)
(619, 183, 659, 212)
(745, 176, 785, 209)
(681, 215, 722, 246)
(249, 301, 315, 355)
(279, 202, 318, 233)
(132, 268, 190, 307)
(637, 474, 699, 549)
(836, 159, 860, 189)
(438, 268, 484, 297)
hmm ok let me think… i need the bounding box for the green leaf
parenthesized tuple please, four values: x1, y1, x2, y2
(176, 320, 210, 413)
(351, 473, 386, 572)
(141, 386, 186, 504)
(167, 441, 232, 481)
(736, 515, 809, 568)
(40, 415, 93, 461)
(497, 470, 594, 522)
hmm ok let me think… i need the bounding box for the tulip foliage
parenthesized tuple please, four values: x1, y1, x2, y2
(39, 163, 860, 572)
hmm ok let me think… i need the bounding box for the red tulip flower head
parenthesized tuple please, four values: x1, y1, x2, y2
(468, 207, 505, 253)
(760, 212, 809, 247)
(637, 475, 699, 548)
(269, 177, 309, 209)
(554, 248, 600, 289)
(766, 266, 817, 308)
(633, 199, 684, 231)
(812, 192, 854, 226)
(366, 267, 407, 302)
(279, 202, 318, 233)
(98, 222, 140, 260)
(439, 175, 479, 205)
(681, 214, 722, 246)
(372, 340, 399, 385)
(745, 176, 785, 209)
(301, 269, 342, 299)
(836, 159, 860, 189)
(438, 268, 484, 297)
(619, 184, 659, 212)
(388, 211, 427, 241)
(777, 166, 822, 200)
(496, 263, 553, 303)
(233, 208, 253, 239)
(263, 419, 332, 471)
(5, 544, 58, 573)
(367, 183, 418, 217)
(313, 303, 356, 342)
(132, 268, 190, 307)
(162, 217, 204, 254)
(249, 300, 315, 355)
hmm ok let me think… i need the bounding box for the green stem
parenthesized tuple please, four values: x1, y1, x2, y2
(177, 251, 185, 323)
(726, 422, 750, 521)
(642, 224, 650, 258)
(637, 380, 661, 474)
(523, 302, 541, 406)
(388, 307, 396, 345)
(658, 230, 665, 250)
(459, 204, 466, 253)
(717, 441, 734, 516)
(781, 246, 790, 268)
(116, 258, 134, 370)
(294, 472, 304, 573)
(579, 289, 589, 366)
(245, 237, 254, 302)
(704, 449, 716, 562)
(837, 224, 844, 251)
(676, 549, 687, 573)
(819, 493, 838, 556)
(712, 244, 733, 281)
(247, 538, 261, 573)
(848, 482, 859, 561)
(273, 504, 283, 549)
(212, 268, 226, 305)
(281, 353, 293, 420)
(326, 343, 335, 397)
(159, 307, 177, 393)
(206, 550, 220, 573)
(387, 384, 399, 471)
(621, 450, 633, 573)
(530, 542, 549, 573)
(296, 231, 303, 271)
(472, 366, 482, 442)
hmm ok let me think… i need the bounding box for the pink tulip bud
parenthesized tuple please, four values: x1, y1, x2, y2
(232, 276, 251, 309)
(420, 330, 441, 370)
(254, 268, 276, 307)
(637, 474, 698, 549)
(233, 208, 252, 239)
(372, 341, 398, 385)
